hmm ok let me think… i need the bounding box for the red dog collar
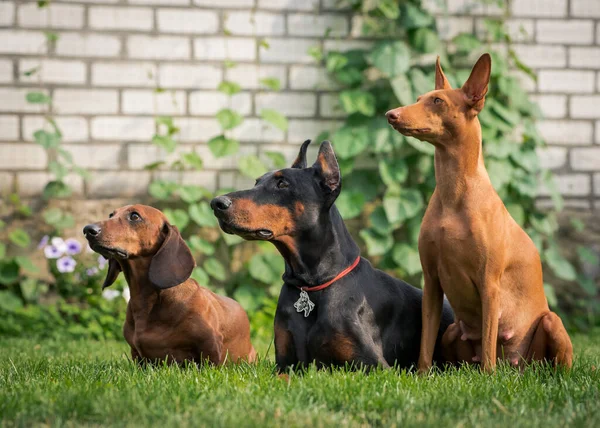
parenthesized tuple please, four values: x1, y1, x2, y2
(298, 256, 361, 292)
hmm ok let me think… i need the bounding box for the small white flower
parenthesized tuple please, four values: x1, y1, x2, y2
(56, 256, 77, 273)
(44, 245, 62, 259)
(98, 255, 108, 269)
(122, 286, 130, 303)
(102, 289, 120, 301)
(51, 237, 68, 255)
(65, 238, 82, 256)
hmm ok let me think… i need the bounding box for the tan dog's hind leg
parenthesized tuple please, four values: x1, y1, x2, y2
(441, 323, 477, 366)
(418, 273, 444, 373)
(527, 312, 573, 368)
(481, 284, 500, 372)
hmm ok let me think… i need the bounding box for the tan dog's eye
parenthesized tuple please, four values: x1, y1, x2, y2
(434, 97, 444, 105)
(276, 180, 289, 189)
(129, 212, 141, 222)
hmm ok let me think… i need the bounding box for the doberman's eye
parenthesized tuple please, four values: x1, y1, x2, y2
(129, 212, 141, 222)
(276, 180, 289, 189)
(434, 97, 444, 105)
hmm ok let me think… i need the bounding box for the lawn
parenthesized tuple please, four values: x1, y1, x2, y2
(1, 332, 599, 427)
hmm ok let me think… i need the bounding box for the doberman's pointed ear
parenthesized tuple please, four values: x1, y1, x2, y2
(149, 223, 195, 290)
(461, 53, 491, 112)
(435, 56, 452, 90)
(312, 141, 341, 198)
(102, 259, 121, 289)
(291, 139, 312, 169)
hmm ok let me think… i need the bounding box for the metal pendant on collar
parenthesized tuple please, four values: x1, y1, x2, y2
(294, 290, 315, 317)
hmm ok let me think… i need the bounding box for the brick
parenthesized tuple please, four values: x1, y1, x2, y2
(0, 116, 19, 141)
(511, 0, 566, 17)
(536, 20, 593, 45)
(571, 148, 600, 171)
(225, 12, 285, 36)
(597, 121, 600, 144)
(259, 144, 308, 166)
(529, 95, 567, 119)
(512, 45, 566, 69)
(255, 93, 316, 118)
(260, 39, 316, 64)
(595, 174, 600, 196)
(18, 3, 84, 29)
(539, 173, 590, 197)
(504, 19, 535, 42)
(195, 144, 257, 169)
(321, 0, 351, 10)
(91, 117, 155, 141)
(194, 38, 256, 61)
(194, 0, 254, 6)
(122, 90, 187, 115)
(157, 9, 218, 34)
(0, 173, 14, 193)
(0, 2, 15, 26)
(63, 144, 122, 170)
(569, 47, 600, 69)
(23, 116, 88, 142)
(218, 171, 254, 191)
(0, 143, 47, 170)
(319, 94, 345, 118)
(289, 66, 338, 90)
(130, 0, 190, 4)
(158, 64, 221, 89)
(127, 144, 193, 170)
(87, 172, 150, 197)
(538, 70, 595, 94)
(17, 173, 83, 197)
(225, 64, 287, 89)
(570, 96, 600, 119)
(89, 6, 153, 31)
(177, 118, 220, 142)
(287, 119, 343, 143)
(436, 17, 473, 41)
(288, 14, 348, 37)
(92, 62, 157, 87)
(230, 118, 285, 143)
(127, 35, 190, 60)
(538, 120, 593, 145)
(508, 70, 536, 92)
(0, 88, 48, 113)
(54, 89, 118, 115)
(0, 30, 47, 54)
(259, 0, 319, 10)
(19, 59, 86, 85)
(571, 0, 600, 17)
(536, 147, 567, 169)
(536, 199, 590, 210)
(189, 92, 252, 116)
(323, 39, 373, 52)
(0, 59, 12, 83)
(153, 170, 217, 191)
(56, 33, 121, 58)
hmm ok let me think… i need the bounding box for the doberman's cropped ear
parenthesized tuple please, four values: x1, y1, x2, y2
(312, 141, 341, 198)
(149, 223, 195, 290)
(291, 139, 312, 169)
(435, 56, 452, 90)
(102, 259, 121, 289)
(461, 53, 491, 113)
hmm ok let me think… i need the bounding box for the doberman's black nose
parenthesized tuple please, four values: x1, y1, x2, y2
(211, 196, 232, 211)
(83, 224, 101, 237)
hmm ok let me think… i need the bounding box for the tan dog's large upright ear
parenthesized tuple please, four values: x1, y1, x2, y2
(461, 53, 491, 113)
(291, 139, 312, 169)
(435, 56, 452, 90)
(102, 259, 122, 289)
(312, 141, 341, 205)
(149, 224, 195, 290)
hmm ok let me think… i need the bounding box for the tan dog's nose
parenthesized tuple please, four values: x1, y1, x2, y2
(386, 109, 399, 123)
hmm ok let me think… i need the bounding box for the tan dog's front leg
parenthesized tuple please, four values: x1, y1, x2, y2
(418, 273, 444, 373)
(481, 283, 500, 372)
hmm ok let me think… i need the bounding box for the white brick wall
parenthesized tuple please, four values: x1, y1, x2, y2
(0, 144, 47, 170)
(194, 38, 256, 61)
(23, 116, 89, 142)
(89, 6, 153, 31)
(53, 89, 118, 114)
(19, 59, 86, 85)
(92, 62, 157, 87)
(157, 9, 219, 34)
(56, 34, 122, 58)
(17, 3, 84, 29)
(0, 59, 12, 83)
(0, 116, 19, 141)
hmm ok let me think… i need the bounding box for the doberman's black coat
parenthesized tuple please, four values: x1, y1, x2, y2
(211, 140, 454, 371)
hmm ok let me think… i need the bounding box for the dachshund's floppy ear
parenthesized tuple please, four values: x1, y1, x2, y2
(102, 259, 121, 289)
(149, 223, 195, 290)
(290, 139, 312, 169)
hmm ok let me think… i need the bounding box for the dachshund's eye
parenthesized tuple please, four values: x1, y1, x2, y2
(276, 180, 289, 189)
(108, 213, 114, 218)
(129, 212, 141, 222)
(434, 97, 444, 105)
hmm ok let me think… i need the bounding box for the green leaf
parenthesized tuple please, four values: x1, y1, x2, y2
(379, 158, 408, 187)
(377, 0, 400, 19)
(335, 190, 365, 220)
(391, 74, 413, 106)
(369, 206, 391, 235)
(189, 202, 217, 228)
(326, 52, 349, 72)
(203, 258, 226, 281)
(259, 78, 281, 91)
(187, 236, 215, 256)
(545, 245, 577, 281)
(392, 243, 422, 276)
(530, 213, 558, 236)
(359, 228, 393, 257)
(9, 228, 30, 248)
(334, 67, 364, 87)
(208, 135, 240, 158)
(45, 31, 59, 43)
(26, 92, 51, 104)
(0, 261, 20, 286)
(221, 232, 244, 246)
(249, 253, 283, 284)
(164, 208, 189, 231)
(506, 203, 525, 226)
(151, 135, 177, 153)
(570, 218, 585, 232)
(216, 108, 244, 130)
(332, 125, 369, 159)
(148, 180, 175, 200)
(0, 243, 5, 259)
(0, 290, 22, 310)
(265, 151, 286, 169)
(452, 34, 482, 53)
(577, 246, 599, 266)
(34, 130, 60, 149)
(234, 284, 266, 312)
(307, 45, 323, 62)
(401, 3, 434, 29)
(48, 161, 69, 180)
(368, 41, 410, 77)
(258, 39, 270, 49)
(155, 116, 179, 135)
(179, 185, 205, 203)
(238, 155, 268, 178)
(260, 109, 288, 131)
(182, 152, 204, 170)
(218, 81, 241, 96)
(383, 189, 424, 224)
(486, 159, 512, 190)
(409, 28, 441, 53)
(544, 283, 558, 308)
(339, 90, 376, 116)
(15, 256, 38, 273)
(191, 267, 210, 286)
(43, 180, 71, 199)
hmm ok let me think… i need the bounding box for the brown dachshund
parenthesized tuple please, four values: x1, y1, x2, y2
(386, 54, 573, 372)
(83, 204, 256, 365)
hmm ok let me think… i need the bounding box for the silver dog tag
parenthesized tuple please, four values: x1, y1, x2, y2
(294, 290, 315, 317)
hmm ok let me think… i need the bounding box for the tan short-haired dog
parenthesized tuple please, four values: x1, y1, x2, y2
(386, 54, 573, 372)
(84, 204, 256, 365)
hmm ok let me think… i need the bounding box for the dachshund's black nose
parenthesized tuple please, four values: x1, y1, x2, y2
(83, 224, 101, 237)
(211, 196, 232, 211)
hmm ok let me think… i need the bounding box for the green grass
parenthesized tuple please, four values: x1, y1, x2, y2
(1, 332, 599, 427)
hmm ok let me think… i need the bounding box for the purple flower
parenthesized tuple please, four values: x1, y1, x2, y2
(98, 255, 108, 269)
(102, 289, 120, 301)
(65, 238, 82, 256)
(56, 256, 76, 273)
(51, 237, 68, 254)
(44, 245, 62, 259)
(38, 235, 49, 249)
(86, 267, 99, 276)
